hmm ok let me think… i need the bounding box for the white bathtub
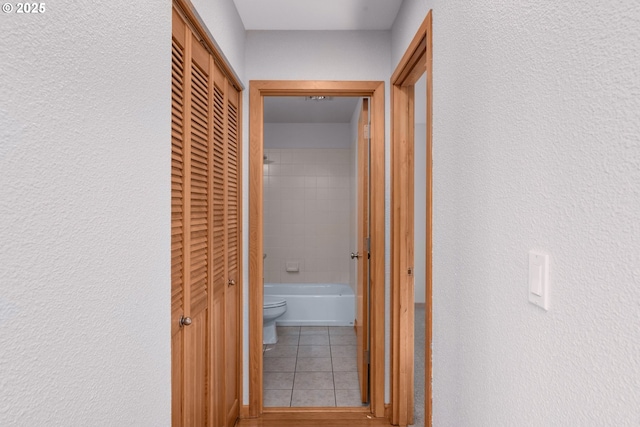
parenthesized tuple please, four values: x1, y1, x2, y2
(264, 283, 355, 327)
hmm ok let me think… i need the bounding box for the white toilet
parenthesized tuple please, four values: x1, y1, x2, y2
(263, 296, 287, 344)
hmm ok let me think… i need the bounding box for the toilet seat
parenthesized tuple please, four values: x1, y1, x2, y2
(264, 296, 286, 309)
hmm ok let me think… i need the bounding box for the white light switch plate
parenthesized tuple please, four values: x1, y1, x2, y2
(529, 250, 549, 310)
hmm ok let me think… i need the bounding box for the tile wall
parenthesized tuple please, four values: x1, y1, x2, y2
(263, 148, 352, 284)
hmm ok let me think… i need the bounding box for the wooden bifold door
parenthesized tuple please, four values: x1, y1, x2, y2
(171, 4, 242, 427)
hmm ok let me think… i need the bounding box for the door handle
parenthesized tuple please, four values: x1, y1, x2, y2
(228, 279, 236, 286)
(179, 315, 192, 327)
(350, 252, 361, 260)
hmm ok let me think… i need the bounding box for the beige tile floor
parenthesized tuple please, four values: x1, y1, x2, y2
(263, 326, 368, 407)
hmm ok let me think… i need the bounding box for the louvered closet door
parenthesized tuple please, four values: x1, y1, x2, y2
(224, 69, 241, 426)
(171, 9, 186, 427)
(211, 59, 241, 427)
(210, 59, 227, 427)
(172, 4, 242, 427)
(171, 8, 211, 427)
(185, 33, 211, 427)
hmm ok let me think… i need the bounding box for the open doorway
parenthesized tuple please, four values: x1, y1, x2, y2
(390, 11, 433, 427)
(248, 81, 385, 420)
(261, 95, 369, 408)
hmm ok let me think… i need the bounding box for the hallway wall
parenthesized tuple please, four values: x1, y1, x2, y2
(190, 0, 246, 81)
(0, 2, 171, 425)
(394, 0, 640, 424)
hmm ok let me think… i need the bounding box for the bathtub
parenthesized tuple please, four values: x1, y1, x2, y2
(264, 283, 355, 327)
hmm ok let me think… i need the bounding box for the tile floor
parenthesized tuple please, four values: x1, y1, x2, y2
(263, 325, 367, 407)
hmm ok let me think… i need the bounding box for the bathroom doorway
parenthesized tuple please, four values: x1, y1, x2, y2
(261, 95, 370, 408)
(248, 81, 385, 420)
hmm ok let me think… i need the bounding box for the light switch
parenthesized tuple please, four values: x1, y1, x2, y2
(529, 263, 543, 296)
(528, 250, 549, 310)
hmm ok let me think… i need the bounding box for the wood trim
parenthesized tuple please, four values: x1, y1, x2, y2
(369, 82, 385, 419)
(248, 83, 264, 417)
(248, 80, 386, 420)
(356, 98, 370, 403)
(250, 80, 384, 96)
(241, 405, 250, 419)
(391, 22, 428, 86)
(236, 78, 245, 424)
(390, 10, 433, 427)
(390, 83, 415, 426)
(262, 407, 371, 414)
(237, 411, 394, 427)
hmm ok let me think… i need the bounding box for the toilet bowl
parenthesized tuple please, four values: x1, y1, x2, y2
(263, 296, 287, 344)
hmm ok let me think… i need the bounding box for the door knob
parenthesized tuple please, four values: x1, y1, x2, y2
(179, 315, 192, 327)
(350, 252, 361, 259)
(228, 279, 236, 286)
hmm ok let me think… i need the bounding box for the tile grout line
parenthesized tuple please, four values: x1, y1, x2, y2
(327, 328, 338, 407)
(290, 328, 300, 407)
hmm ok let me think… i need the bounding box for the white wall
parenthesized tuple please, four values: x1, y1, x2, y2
(395, 0, 640, 424)
(190, 0, 246, 81)
(246, 30, 391, 82)
(246, 29, 394, 403)
(0, 2, 171, 426)
(391, 0, 433, 69)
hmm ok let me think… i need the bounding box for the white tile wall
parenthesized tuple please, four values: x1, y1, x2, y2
(264, 148, 352, 284)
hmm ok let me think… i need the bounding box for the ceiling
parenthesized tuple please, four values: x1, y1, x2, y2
(233, 0, 403, 31)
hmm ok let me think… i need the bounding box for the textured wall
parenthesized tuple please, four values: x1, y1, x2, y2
(429, 0, 640, 425)
(0, 2, 171, 426)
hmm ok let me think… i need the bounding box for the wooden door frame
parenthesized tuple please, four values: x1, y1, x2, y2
(356, 97, 370, 404)
(248, 80, 385, 419)
(390, 11, 433, 427)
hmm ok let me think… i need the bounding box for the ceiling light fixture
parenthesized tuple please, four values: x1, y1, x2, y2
(305, 96, 332, 101)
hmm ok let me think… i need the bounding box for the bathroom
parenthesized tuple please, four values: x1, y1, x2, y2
(261, 95, 368, 407)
